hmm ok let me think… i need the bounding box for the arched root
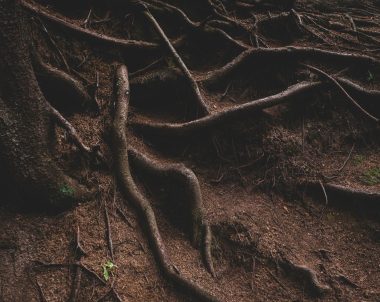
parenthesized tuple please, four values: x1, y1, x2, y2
(132, 77, 380, 137)
(132, 81, 322, 136)
(112, 64, 220, 301)
(280, 260, 331, 296)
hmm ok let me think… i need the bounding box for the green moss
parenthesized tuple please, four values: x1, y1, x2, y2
(360, 167, 380, 186)
(59, 184, 75, 197)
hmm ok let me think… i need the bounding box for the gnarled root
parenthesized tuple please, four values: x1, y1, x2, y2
(112, 64, 219, 301)
(132, 81, 322, 137)
(128, 148, 216, 276)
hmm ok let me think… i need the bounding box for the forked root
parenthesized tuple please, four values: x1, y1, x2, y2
(142, 7, 210, 116)
(112, 64, 219, 301)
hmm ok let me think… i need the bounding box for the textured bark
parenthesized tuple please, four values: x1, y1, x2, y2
(0, 0, 85, 211)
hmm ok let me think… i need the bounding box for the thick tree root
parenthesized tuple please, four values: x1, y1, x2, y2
(128, 148, 216, 276)
(132, 76, 380, 137)
(280, 260, 330, 296)
(113, 65, 220, 301)
(132, 81, 322, 136)
(306, 181, 380, 208)
(142, 7, 210, 116)
(21, 1, 157, 50)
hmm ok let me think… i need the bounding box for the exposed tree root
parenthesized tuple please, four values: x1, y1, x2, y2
(128, 148, 216, 277)
(112, 65, 220, 301)
(142, 7, 210, 116)
(306, 181, 380, 208)
(103, 201, 115, 261)
(68, 267, 82, 302)
(303, 64, 379, 123)
(145, 0, 250, 50)
(47, 102, 103, 162)
(21, 1, 157, 50)
(280, 260, 330, 296)
(97, 287, 123, 302)
(32, 261, 106, 285)
(33, 56, 97, 112)
(73, 225, 87, 258)
(132, 81, 322, 136)
(132, 74, 380, 138)
(202, 47, 380, 84)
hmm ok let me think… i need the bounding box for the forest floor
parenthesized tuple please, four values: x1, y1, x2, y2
(0, 0, 379, 301)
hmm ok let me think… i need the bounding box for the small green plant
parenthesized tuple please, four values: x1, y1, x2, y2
(353, 155, 365, 165)
(367, 70, 374, 82)
(102, 260, 117, 281)
(59, 184, 74, 197)
(360, 167, 380, 186)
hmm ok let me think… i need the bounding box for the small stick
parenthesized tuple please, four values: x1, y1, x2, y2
(104, 201, 115, 261)
(94, 71, 100, 109)
(74, 225, 87, 259)
(83, 8, 93, 28)
(130, 58, 163, 78)
(319, 180, 329, 205)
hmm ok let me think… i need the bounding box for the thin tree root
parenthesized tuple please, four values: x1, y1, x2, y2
(33, 56, 96, 111)
(280, 260, 330, 296)
(303, 64, 379, 123)
(128, 148, 216, 276)
(48, 103, 103, 162)
(96, 287, 123, 302)
(32, 261, 106, 285)
(202, 47, 380, 84)
(142, 7, 210, 115)
(146, 0, 249, 49)
(36, 280, 48, 302)
(113, 65, 220, 301)
(104, 201, 115, 261)
(68, 267, 82, 302)
(73, 225, 87, 259)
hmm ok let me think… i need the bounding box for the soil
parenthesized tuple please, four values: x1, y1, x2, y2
(1, 0, 379, 301)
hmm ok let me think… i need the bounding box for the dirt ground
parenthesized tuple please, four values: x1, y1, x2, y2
(0, 0, 379, 301)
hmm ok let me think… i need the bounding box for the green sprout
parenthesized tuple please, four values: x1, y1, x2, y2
(59, 184, 75, 197)
(367, 70, 374, 82)
(102, 260, 117, 281)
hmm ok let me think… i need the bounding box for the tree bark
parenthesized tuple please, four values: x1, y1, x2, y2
(0, 0, 86, 211)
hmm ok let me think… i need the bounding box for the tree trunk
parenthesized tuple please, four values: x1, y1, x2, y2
(0, 0, 85, 211)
